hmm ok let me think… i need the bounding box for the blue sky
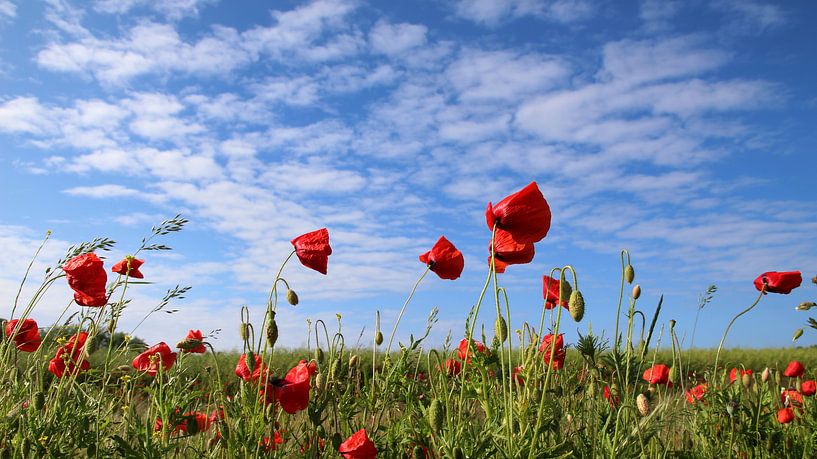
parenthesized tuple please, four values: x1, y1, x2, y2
(0, 0, 815, 352)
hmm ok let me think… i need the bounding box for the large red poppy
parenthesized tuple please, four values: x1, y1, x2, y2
(48, 331, 91, 378)
(642, 364, 670, 385)
(490, 229, 535, 273)
(269, 359, 316, 414)
(419, 236, 464, 280)
(486, 182, 551, 244)
(777, 407, 794, 424)
(539, 333, 566, 370)
(63, 253, 108, 307)
(542, 275, 570, 310)
(456, 338, 489, 362)
(339, 428, 378, 459)
(111, 257, 145, 279)
(753, 271, 802, 294)
(132, 342, 177, 376)
(235, 353, 266, 382)
(4, 318, 42, 352)
(783, 360, 805, 378)
(291, 228, 332, 275)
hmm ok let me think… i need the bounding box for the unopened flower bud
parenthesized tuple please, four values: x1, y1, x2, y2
(266, 311, 279, 347)
(286, 289, 298, 306)
(632, 285, 642, 300)
(315, 373, 326, 391)
(560, 279, 573, 303)
(494, 314, 508, 343)
(796, 301, 816, 311)
(792, 328, 804, 342)
(427, 399, 444, 434)
(176, 337, 205, 352)
(239, 323, 249, 341)
(762, 367, 770, 383)
(33, 392, 45, 411)
(669, 319, 676, 330)
(349, 354, 359, 369)
(636, 393, 651, 416)
(374, 331, 383, 346)
(625, 264, 635, 284)
(669, 366, 679, 385)
(569, 290, 585, 322)
(742, 373, 753, 389)
(315, 347, 324, 364)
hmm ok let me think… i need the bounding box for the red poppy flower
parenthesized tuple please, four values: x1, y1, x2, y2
(179, 329, 206, 354)
(132, 342, 177, 376)
(270, 360, 315, 414)
(486, 181, 551, 244)
(513, 366, 524, 386)
(603, 385, 619, 408)
(783, 360, 805, 378)
(457, 338, 489, 362)
(538, 333, 566, 370)
(4, 318, 42, 352)
(753, 271, 802, 294)
(781, 389, 804, 407)
(777, 407, 794, 424)
(339, 428, 378, 459)
(111, 256, 145, 279)
(443, 358, 461, 376)
(48, 331, 90, 378)
(63, 253, 108, 307)
(729, 368, 752, 384)
(261, 432, 284, 452)
(542, 275, 570, 310)
(490, 229, 535, 273)
(685, 384, 708, 404)
(291, 228, 332, 275)
(419, 236, 464, 280)
(642, 364, 670, 385)
(235, 353, 266, 382)
(801, 380, 816, 396)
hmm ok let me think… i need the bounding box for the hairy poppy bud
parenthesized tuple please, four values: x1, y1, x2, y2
(560, 279, 573, 303)
(792, 328, 804, 342)
(796, 301, 816, 311)
(632, 285, 641, 300)
(669, 366, 679, 385)
(374, 331, 383, 346)
(315, 373, 326, 392)
(742, 373, 753, 389)
(636, 393, 650, 416)
(427, 399, 443, 434)
(349, 354, 359, 369)
(625, 264, 635, 284)
(176, 337, 205, 352)
(33, 391, 45, 411)
(566, 413, 573, 423)
(494, 314, 508, 343)
(569, 290, 585, 322)
(315, 347, 324, 364)
(239, 323, 249, 341)
(762, 367, 770, 383)
(266, 312, 279, 348)
(286, 289, 299, 306)
(331, 358, 342, 377)
(246, 351, 255, 372)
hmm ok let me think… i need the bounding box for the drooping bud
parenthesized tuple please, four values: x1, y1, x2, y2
(33, 391, 45, 411)
(796, 301, 816, 311)
(625, 264, 635, 284)
(177, 337, 205, 352)
(569, 290, 585, 322)
(331, 357, 342, 377)
(762, 367, 770, 383)
(427, 399, 444, 434)
(349, 354, 359, 369)
(494, 314, 508, 343)
(636, 393, 651, 416)
(239, 323, 249, 341)
(286, 289, 299, 306)
(315, 347, 324, 364)
(315, 373, 326, 392)
(266, 311, 279, 347)
(632, 285, 642, 300)
(792, 328, 804, 342)
(742, 373, 753, 389)
(560, 278, 573, 303)
(374, 331, 384, 346)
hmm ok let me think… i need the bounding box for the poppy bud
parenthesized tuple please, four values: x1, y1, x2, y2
(586, 381, 595, 398)
(427, 399, 443, 434)
(374, 331, 383, 346)
(331, 432, 343, 450)
(107, 320, 116, 335)
(349, 354, 359, 369)
(315, 347, 324, 364)
(246, 351, 255, 372)
(812, 275, 817, 285)
(742, 373, 753, 389)
(494, 314, 508, 343)
(762, 367, 770, 383)
(569, 290, 585, 322)
(726, 400, 736, 416)
(632, 285, 641, 300)
(33, 392, 45, 411)
(636, 393, 650, 416)
(331, 358, 342, 377)
(266, 312, 279, 348)
(792, 328, 804, 342)
(669, 366, 679, 385)
(177, 337, 205, 352)
(669, 319, 676, 330)
(566, 413, 573, 423)
(560, 279, 573, 303)
(286, 289, 299, 306)
(625, 264, 635, 284)
(315, 373, 326, 392)
(239, 323, 249, 341)
(796, 301, 816, 311)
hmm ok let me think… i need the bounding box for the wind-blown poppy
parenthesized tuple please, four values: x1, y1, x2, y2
(178, 329, 206, 354)
(753, 271, 802, 294)
(686, 384, 708, 404)
(132, 342, 176, 376)
(63, 253, 108, 307)
(490, 229, 535, 273)
(539, 333, 566, 370)
(270, 359, 316, 414)
(111, 256, 145, 279)
(457, 338, 489, 362)
(642, 364, 670, 385)
(291, 228, 332, 275)
(339, 428, 378, 459)
(783, 360, 805, 378)
(4, 318, 41, 352)
(729, 368, 752, 384)
(48, 331, 90, 377)
(543, 275, 570, 310)
(235, 353, 265, 382)
(419, 236, 464, 280)
(486, 181, 551, 244)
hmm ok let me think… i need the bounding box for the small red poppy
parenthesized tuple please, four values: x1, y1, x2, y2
(443, 358, 461, 376)
(781, 389, 804, 407)
(603, 385, 619, 408)
(63, 253, 108, 307)
(235, 353, 265, 382)
(801, 380, 816, 396)
(4, 318, 42, 352)
(486, 181, 551, 244)
(339, 428, 378, 459)
(291, 228, 332, 275)
(419, 236, 464, 280)
(490, 229, 535, 273)
(539, 333, 566, 370)
(777, 407, 794, 424)
(111, 256, 145, 279)
(179, 329, 206, 354)
(729, 368, 752, 384)
(132, 342, 177, 376)
(260, 432, 284, 452)
(753, 271, 802, 294)
(685, 384, 708, 404)
(542, 275, 570, 310)
(783, 360, 805, 378)
(513, 366, 524, 386)
(48, 331, 90, 378)
(642, 364, 670, 385)
(456, 338, 489, 362)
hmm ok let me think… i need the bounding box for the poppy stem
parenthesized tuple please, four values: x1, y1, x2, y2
(384, 265, 431, 357)
(713, 290, 764, 382)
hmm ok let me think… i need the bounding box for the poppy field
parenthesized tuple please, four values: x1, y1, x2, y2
(2, 182, 817, 458)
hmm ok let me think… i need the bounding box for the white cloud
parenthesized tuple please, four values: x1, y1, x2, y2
(639, 0, 680, 32)
(711, 0, 786, 32)
(369, 20, 427, 56)
(0, 97, 56, 135)
(63, 184, 166, 203)
(453, 0, 594, 25)
(94, 0, 216, 20)
(0, 0, 16, 19)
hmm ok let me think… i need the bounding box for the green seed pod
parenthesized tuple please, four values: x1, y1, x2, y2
(636, 393, 650, 416)
(349, 354, 359, 369)
(792, 328, 804, 342)
(286, 289, 299, 306)
(374, 331, 383, 346)
(33, 392, 45, 411)
(569, 290, 585, 322)
(315, 347, 324, 364)
(266, 311, 279, 347)
(494, 314, 508, 343)
(239, 323, 249, 341)
(427, 399, 444, 434)
(625, 264, 635, 284)
(632, 284, 641, 300)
